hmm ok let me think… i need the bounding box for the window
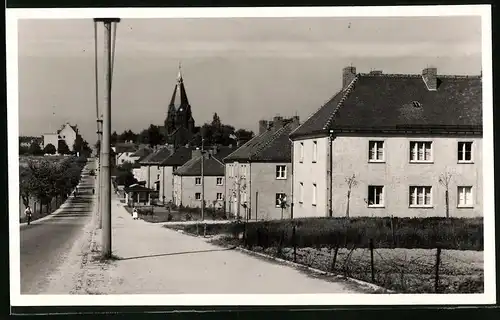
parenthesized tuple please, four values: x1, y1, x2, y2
(299, 142, 304, 163)
(297, 182, 304, 204)
(457, 186, 473, 207)
(409, 186, 432, 207)
(216, 177, 223, 186)
(368, 141, 384, 162)
(276, 165, 287, 179)
(195, 193, 201, 200)
(368, 186, 384, 207)
(276, 193, 287, 207)
(312, 183, 317, 206)
(240, 165, 246, 178)
(312, 141, 318, 163)
(195, 177, 201, 185)
(410, 141, 432, 162)
(216, 193, 223, 201)
(458, 142, 473, 163)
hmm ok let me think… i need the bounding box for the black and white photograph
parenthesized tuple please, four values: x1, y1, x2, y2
(7, 5, 495, 307)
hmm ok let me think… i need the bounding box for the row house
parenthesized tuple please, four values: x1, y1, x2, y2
(158, 146, 195, 205)
(136, 146, 174, 192)
(289, 66, 482, 218)
(173, 146, 233, 208)
(224, 116, 300, 220)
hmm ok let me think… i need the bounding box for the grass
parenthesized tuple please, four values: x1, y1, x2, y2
(165, 216, 484, 293)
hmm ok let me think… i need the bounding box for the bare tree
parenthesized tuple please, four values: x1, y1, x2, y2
(345, 174, 358, 218)
(438, 171, 453, 218)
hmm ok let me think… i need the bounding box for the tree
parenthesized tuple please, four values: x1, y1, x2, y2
(28, 141, 42, 155)
(439, 171, 453, 218)
(235, 129, 254, 145)
(20, 168, 36, 208)
(72, 135, 85, 154)
(345, 174, 358, 218)
(118, 129, 138, 143)
(111, 131, 118, 145)
(139, 124, 165, 147)
(58, 140, 71, 155)
(43, 143, 57, 155)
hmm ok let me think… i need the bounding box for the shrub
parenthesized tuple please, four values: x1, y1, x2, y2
(227, 217, 483, 251)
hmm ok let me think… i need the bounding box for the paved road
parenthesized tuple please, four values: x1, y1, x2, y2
(20, 160, 96, 294)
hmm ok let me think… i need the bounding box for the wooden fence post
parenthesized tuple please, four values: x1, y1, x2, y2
(435, 247, 441, 293)
(370, 239, 375, 283)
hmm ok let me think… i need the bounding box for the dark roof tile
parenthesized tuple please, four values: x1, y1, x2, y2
(290, 73, 482, 139)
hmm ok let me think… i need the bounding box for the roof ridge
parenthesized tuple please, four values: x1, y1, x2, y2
(359, 73, 482, 79)
(251, 123, 290, 159)
(322, 75, 359, 130)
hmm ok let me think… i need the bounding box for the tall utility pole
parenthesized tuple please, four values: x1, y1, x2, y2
(201, 137, 205, 221)
(97, 118, 103, 229)
(94, 17, 120, 258)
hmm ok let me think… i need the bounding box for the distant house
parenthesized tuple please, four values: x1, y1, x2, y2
(42, 122, 79, 152)
(289, 66, 482, 219)
(136, 146, 174, 193)
(224, 116, 300, 220)
(173, 146, 234, 208)
(112, 142, 139, 166)
(131, 146, 154, 180)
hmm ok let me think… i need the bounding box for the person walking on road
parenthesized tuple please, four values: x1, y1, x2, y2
(24, 206, 33, 225)
(132, 207, 139, 220)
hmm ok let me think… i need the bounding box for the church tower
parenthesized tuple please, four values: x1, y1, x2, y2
(164, 63, 197, 148)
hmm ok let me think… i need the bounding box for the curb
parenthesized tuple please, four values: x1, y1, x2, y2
(234, 246, 393, 294)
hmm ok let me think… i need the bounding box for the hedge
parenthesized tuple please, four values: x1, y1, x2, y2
(185, 217, 484, 251)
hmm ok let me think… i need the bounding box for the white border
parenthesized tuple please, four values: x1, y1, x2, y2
(8, 5, 495, 307)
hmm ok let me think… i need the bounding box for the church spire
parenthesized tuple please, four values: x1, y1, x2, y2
(177, 61, 183, 83)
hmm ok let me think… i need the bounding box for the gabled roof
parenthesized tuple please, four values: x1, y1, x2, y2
(139, 147, 173, 165)
(224, 119, 300, 163)
(124, 184, 155, 192)
(114, 143, 138, 154)
(159, 146, 194, 166)
(131, 147, 152, 159)
(174, 154, 225, 176)
(290, 71, 482, 139)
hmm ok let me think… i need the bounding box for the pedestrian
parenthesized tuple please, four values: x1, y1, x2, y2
(132, 207, 138, 220)
(24, 205, 32, 225)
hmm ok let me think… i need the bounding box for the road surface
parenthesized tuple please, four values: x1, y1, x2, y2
(20, 160, 96, 294)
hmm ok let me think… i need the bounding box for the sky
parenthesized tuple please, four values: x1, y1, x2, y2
(17, 16, 482, 144)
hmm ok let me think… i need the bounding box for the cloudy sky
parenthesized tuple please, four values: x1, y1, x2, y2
(18, 16, 482, 143)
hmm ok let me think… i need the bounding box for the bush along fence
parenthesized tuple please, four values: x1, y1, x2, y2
(205, 217, 484, 294)
(19, 155, 87, 222)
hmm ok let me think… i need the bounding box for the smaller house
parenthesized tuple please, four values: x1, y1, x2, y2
(112, 143, 139, 166)
(124, 184, 156, 207)
(173, 146, 234, 209)
(42, 122, 79, 152)
(158, 146, 196, 205)
(131, 146, 153, 181)
(137, 146, 175, 193)
(224, 116, 300, 220)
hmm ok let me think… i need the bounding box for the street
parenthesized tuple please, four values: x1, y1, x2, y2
(20, 160, 96, 294)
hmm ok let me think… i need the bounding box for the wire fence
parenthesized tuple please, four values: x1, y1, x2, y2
(234, 223, 484, 294)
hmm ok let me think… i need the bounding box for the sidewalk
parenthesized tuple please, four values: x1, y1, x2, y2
(80, 196, 369, 294)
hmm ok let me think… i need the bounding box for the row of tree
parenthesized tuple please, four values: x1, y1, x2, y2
(20, 135, 92, 157)
(20, 156, 87, 213)
(109, 113, 255, 148)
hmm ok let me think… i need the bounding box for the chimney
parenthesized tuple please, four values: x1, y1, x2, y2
(259, 120, 269, 134)
(422, 67, 438, 91)
(273, 116, 284, 129)
(291, 116, 300, 128)
(191, 149, 202, 159)
(343, 66, 357, 88)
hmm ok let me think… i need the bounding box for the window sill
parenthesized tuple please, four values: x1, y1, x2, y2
(368, 205, 385, 208)
(457, 205, 474, 209)
(458, 161, 474, 164)
(368, 160, 385, 163)
(409, 161, 434, 164)
(276, 177, 287, 180)
(409, 205, 434, 209)
(216, 184, 223, 186)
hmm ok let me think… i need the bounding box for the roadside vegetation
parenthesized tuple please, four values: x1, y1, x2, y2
(19, 155, 88, 223)
(164, 216, 484, 293)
